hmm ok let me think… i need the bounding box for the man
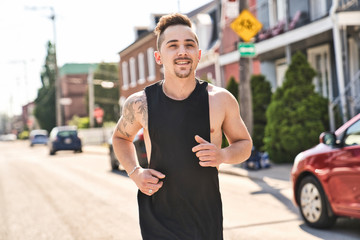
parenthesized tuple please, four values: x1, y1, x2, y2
(112, 13, 252, 240)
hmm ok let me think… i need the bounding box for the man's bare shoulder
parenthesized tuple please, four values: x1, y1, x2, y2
(115, 90, 148, 139)
(207, 83, 236, 102)
(126, 90, 146, 102)
(123, 90, 147, 126)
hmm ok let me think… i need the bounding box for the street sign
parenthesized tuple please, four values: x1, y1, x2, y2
(230, 9, 262, 42)
(238, 43, 256, 57)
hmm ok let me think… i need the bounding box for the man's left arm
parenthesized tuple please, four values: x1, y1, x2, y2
(192, 91, 252, 167)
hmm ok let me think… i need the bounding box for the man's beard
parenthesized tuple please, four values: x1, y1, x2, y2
(175, 66, 193, 78)
(174, 57, 194, 78)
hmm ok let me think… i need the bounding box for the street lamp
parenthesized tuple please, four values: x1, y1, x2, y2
(25, 6, 62, 126)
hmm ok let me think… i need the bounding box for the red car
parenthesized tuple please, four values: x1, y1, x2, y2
(291, 113, 360, 228)
(109, 128, 148, 171)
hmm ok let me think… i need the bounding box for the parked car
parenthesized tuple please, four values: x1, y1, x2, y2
(48, 126, 82, 155)
(0, 134, 17, 141)
(109, 128, 148, 170)
(291, 113, 360, 228)
(29, 129, 48, 146)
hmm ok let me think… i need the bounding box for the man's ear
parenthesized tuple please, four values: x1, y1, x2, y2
(154, 51, 162, 65)
(198, 49, 202, 61)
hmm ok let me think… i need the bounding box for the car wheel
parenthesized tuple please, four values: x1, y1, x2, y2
(110, 148, 119, 170)
(74, 148, 82, 153)
(50, 150, 56, 155)
(298, 175, 336, 228)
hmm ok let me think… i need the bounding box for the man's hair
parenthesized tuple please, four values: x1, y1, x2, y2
(154, 13, 198, 50)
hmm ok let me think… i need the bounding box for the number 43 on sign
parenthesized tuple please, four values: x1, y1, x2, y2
(230, 9, 262, 42)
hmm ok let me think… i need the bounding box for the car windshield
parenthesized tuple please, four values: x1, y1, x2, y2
(34, 135, 47, 138)
(58, 130, 77, 137)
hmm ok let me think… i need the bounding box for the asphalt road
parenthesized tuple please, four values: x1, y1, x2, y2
(0, 140, 359, 240)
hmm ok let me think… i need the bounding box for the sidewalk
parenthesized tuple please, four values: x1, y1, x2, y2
(83, 144, 293, 182)
(219, 163, 293, 182)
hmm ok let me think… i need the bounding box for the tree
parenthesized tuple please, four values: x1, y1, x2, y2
(251, 74, 271, 151)
(34, 41, 56, 132)
(264, 51, 329, 163)
(92, 62, 120, 125)
(226, 76, 238, 101)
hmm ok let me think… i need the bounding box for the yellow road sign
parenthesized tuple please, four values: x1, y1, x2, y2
(230, 9, 262, 42)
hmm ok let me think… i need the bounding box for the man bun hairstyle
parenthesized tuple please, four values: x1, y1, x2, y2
(154, 13, 198, 51)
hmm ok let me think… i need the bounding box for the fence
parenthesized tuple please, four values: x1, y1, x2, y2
(78, 127, 114, 145)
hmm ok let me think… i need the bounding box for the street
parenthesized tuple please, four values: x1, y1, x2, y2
(0, 140, 359, 240)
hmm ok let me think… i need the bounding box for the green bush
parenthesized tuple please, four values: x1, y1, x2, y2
(264, 51, 329, 163)
(68, 115, 90, 129)
(18, 130, 30, 140)
(251, 74, 272, 151)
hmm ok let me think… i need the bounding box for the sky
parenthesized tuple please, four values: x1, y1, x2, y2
(0, 0, 212, 116)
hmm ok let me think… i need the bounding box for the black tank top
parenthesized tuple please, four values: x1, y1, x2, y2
(138, 79, 223, 240)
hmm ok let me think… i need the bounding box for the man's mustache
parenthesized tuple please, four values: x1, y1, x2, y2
(174, 57, 192, 63)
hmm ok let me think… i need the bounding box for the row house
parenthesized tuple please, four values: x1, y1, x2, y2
(252, 0, 360, 130)
(221, 0, 360, 130)
(118, 20, 162, 107)
(117, 0, 360, 131)
(118, 0, 262, 111)
(118, 1, 232, 106)
(59, 63, 98, 124)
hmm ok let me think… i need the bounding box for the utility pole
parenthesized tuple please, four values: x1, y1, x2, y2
(49, 7, 62, 127)
(238, 0, 253, 135)
(88, 69, 95, 128)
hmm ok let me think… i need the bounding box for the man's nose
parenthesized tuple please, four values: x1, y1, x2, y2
(177, 45, 188, 56)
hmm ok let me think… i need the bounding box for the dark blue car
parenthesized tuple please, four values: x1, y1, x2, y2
(48, 126, 82, 155)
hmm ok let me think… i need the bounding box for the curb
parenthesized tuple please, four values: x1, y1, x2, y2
(83, 144, 291, 182)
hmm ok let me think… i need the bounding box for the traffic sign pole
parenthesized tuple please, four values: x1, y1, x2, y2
(237, 0, 255, 135)
(238, 43, 256, 57)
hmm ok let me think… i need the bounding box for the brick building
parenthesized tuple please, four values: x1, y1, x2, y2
(59, 63, 98, 124)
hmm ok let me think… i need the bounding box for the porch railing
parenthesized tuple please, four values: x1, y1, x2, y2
(345, 70, 360, 117)
(339, 0, 359, 11)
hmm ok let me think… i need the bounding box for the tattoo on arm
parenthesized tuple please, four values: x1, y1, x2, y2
(116, 92, 148, 137)
(117, 123, 129, 138)
(137, 93, 148, 128)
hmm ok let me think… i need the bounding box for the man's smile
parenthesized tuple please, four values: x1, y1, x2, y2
(174, 58, 192, 65)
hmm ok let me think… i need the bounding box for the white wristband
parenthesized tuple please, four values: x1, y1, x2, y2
(128, 166, 141, 176)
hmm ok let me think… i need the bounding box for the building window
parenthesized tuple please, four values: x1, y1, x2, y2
(267, 0, 286, 27)
(257, 0, 270, 29)
(122, 61, 129, 90)
(310, 0, 327, 20)
(138, 53, 145, 84)
(130, 57, 137, 88)
(288, 0, 310, 27)
(147, 47, 156, 81)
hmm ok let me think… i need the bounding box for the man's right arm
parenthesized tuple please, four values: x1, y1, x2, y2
(112, 91, 165, 196)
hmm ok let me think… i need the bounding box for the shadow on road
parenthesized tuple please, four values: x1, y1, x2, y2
(299, 218, 360, 240)
(249, 177, 299, 215)
(109, 169, 129, 177)
(249, 176, 360, 239)
(224, 218, 299, 230)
